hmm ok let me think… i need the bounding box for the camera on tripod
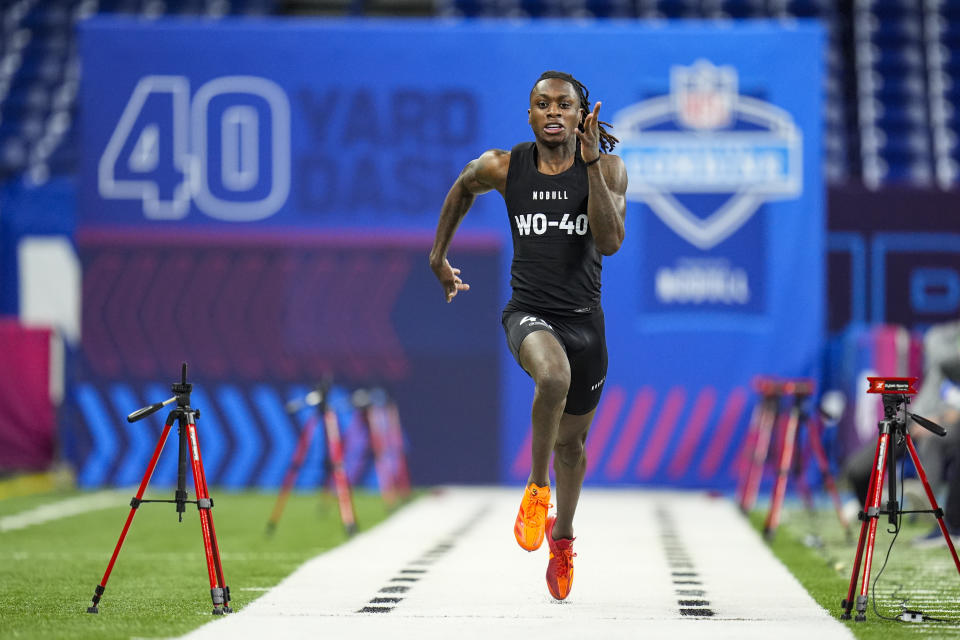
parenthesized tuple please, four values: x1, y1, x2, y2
(866, 376, 918, 396)
(866, 376, 946, 436)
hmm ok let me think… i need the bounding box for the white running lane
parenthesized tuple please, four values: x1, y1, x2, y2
(183, 487, 854, 640)
(0, 491, 128, 532)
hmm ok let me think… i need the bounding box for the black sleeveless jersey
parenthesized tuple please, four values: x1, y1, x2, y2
(504, 141, 601, 316)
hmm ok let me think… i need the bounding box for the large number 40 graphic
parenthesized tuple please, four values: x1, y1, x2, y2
(98, 75, 291, 222)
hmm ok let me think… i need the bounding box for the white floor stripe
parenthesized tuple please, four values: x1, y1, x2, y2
(182, 487, 854, 639)
(0, 491, 128, 532)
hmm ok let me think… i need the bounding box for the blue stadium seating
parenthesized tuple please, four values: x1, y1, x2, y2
(1, 0, 959, 188)
(0, 0, 278, 184)
(785, 0, 831, 18)
(720, 0, 765, 17)
(584, 0, 635, 18)
(653, 0, 699, 18)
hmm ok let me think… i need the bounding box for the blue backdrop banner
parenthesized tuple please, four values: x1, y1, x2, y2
(78, 18, 823, 489)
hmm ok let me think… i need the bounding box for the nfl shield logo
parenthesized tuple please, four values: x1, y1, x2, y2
(672, 59, 736, 130)
(613, 58, 802, 250)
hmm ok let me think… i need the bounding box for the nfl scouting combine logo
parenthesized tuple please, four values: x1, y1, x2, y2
(613, 59, 802, 251)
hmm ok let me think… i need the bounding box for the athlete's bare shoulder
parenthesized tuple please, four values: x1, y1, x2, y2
(460, 149, 510, 195)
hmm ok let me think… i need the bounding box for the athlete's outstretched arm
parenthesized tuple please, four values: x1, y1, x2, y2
(577, 101, 627, 256)
(429, 149, 509, 302)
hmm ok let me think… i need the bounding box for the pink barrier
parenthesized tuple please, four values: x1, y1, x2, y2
(0, 319, 55, 470)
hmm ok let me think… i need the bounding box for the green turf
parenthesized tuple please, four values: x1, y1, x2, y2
(754, 500, 960, 638)
(0, 488, 397, 639)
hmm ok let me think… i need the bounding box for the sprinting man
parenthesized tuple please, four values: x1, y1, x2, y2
(429, 70, 627, 600)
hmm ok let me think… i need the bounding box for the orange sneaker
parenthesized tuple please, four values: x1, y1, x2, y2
(545, 516, 576, 600)
(514, 482, 551, 551)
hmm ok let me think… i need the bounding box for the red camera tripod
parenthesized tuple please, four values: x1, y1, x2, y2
(737, 377, 849, 540)
(352, 388, 411, 509)
(86, 364, 231, 615)
(265, 381, 358, 537)
(840, 377, 960, 621)
(737, 377, 784, 514)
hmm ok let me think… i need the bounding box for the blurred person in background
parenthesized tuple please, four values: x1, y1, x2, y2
(909, 321, 960, 546)
(429, 70, 627, 600)
(841, 318, 960, 545)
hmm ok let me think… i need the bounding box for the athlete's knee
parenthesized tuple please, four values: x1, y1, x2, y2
(554, 435, 585, 468)
(534, 368, 570, 404)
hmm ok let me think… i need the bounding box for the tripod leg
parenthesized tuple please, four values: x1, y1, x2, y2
(765, 404, 801, 539)
(806, 415, 851, 537)
(87, 415, 175, 613)
(735, 399, 763, 510)
(266, 414, 320, 534)
(324, 407, 358, 536)
(905, 435, 960, 575)
(742, 397, 778, 513)
(853, 432, 892, 621)
(792, 438, 815, 514)
(365, 406, 397, 509)
(185, 417, 230, 615)
(385, 402, 411, 499)
(190, 423, 231, 613)
(841, 433, 886, 619)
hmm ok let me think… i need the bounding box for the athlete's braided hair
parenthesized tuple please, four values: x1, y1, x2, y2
(532, 70, 618, 153)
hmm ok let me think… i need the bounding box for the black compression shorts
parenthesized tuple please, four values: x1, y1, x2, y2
(501, 303, 608, 415)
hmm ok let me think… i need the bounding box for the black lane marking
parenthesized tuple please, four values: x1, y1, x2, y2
(378, 586, 410, 594)
(357, 503, 491, 614)
(656, 504, 716, 619)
